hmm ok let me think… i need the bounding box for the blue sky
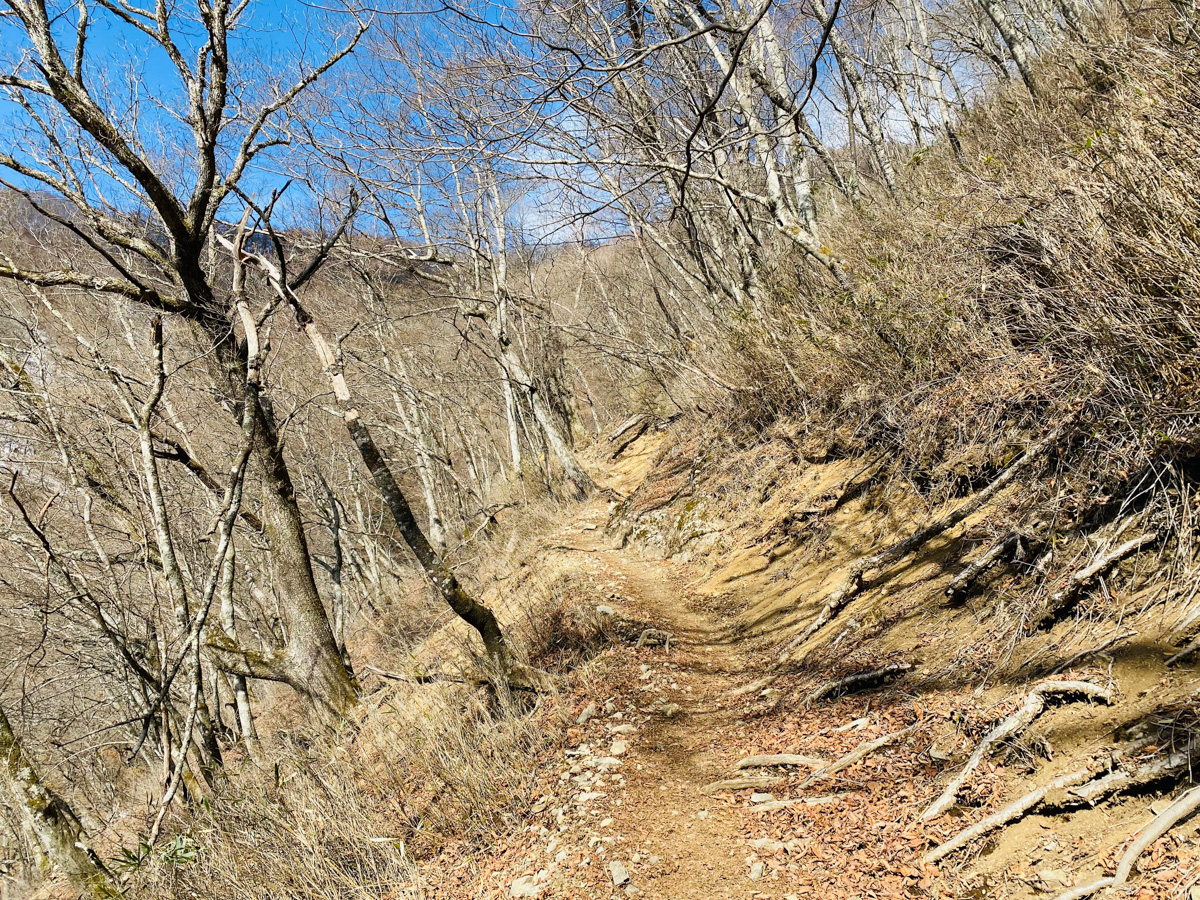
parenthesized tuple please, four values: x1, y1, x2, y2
(0, 0, 367, 230)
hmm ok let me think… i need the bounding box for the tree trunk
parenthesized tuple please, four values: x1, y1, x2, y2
(0, 705, 118, 898)
(977, 0, 1040, 96)
(288, 311, 546, 691)
(813, 0, 901, 197)
(208, 328, 359, 719)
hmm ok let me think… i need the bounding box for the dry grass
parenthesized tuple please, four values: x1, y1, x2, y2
(124, 682, 555, 899)
(731, 13, 1200, 508)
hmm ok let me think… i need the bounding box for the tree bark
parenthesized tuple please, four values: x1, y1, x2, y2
(0, 705, 118, 898)
(207, 326, 359, 719)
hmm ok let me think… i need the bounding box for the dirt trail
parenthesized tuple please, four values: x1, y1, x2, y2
(492, 438, 1200, 900)
(515, 502, 806, 899)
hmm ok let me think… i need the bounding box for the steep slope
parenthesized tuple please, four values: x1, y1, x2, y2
(481, 422, 1200, 900)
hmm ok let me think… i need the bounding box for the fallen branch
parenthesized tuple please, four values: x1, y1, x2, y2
(788, 426, 1068, 652)
(1054, 784, 1200, 900)
(736, 753, 828, 770)
(801, 720, 923, 788)
(923, 762, 1100, 863)
(922, 680, 1112, 820)
(945, 532, 1024, 602)
(1031, 531, 1158, 630)
(805, 662, 913, 706)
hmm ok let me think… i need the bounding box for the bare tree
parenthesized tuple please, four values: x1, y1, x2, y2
(0, 0, 365, 718)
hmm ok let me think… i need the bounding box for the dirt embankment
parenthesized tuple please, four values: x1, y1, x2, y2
(478, 419, 1200, 900)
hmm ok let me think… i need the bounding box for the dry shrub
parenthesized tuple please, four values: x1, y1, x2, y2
(513, 571, 645, 672)
(729, 14, 1200, 503)
(127, 685, 551, 899)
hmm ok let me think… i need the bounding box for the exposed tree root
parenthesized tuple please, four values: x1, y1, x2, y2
(945, 532, 1025, 602)
(728, 676, 777, 697)
(803, 459, 885, 518)
(925, 731, 1196, 864)
(606, 414, 648, 445)
(787, 426, 1067, 653)
(636, 628, 673, 650)
(800, 720, 923, 789)
(923, 761, 1102, 863)
(609, 415, 650, 459)
(1030, 529, 1159, 631)
(1068, 745, 1191, 806)
(1048, 629, 1138, 675)
(736, 753, 829, 770)
(922, 680, 1112, 820)
(1166, 631, 1200, 666)
(701, 775, 783, 793)
(805, 662, 913, 706)
(1053, 784, 1200, 900)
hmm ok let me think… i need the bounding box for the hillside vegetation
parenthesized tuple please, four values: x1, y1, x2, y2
(2, 1, 1200, 899)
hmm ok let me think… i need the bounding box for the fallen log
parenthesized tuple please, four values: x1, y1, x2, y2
(922, 680, 1112, 820)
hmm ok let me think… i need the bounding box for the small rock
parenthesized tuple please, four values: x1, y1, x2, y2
(751, 838, 785, 853)
(600, 818, 614, 828)
(610, 724, 636, 734)
(510, 875, 541, 898)
(928, 745, 952, 763)
(609, 861, 631, 885)
(749, 861, 766, 880)
(597, 605, 615, 617)
(1150, 798, 1173, 816)
(577, 703, 598, 726)
(611, 740, 630, 756)
(750, 792, 775, 803)
(605, 700, 618, 714)
(1038, 870, 1070, 890)
(660, 702, 681, 717)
